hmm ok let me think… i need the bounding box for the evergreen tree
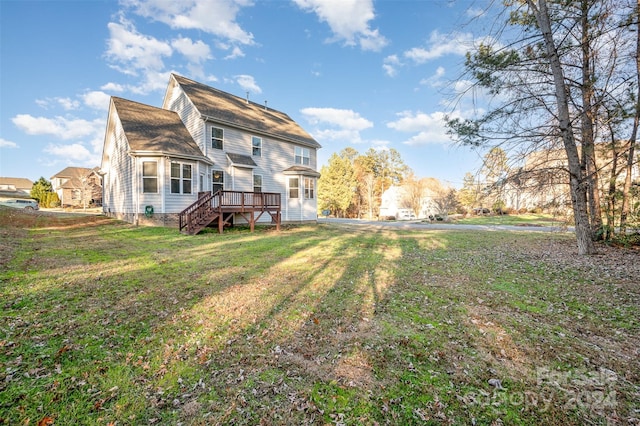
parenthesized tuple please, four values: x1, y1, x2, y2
(30, 177, 53, 204)
(317, 153, 356, 217)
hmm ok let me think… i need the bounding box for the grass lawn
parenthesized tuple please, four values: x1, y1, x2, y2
(451, 213, 568, 227)
(1, 208, 638, 425)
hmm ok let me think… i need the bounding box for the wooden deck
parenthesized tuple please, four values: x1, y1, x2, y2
(179, 190, 281, 235)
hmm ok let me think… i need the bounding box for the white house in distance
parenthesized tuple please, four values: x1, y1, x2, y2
(379, 185, 438, 220)
(100, 74, 321, 231)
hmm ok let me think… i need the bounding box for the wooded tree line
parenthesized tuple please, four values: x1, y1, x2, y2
(318, 147, 408, 219)
(447, 0, 640, 254)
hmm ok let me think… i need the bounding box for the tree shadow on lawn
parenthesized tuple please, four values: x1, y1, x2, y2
(1, 222, 637, 425)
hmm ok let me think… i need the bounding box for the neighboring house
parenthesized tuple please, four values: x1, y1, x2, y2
(379, 185, 437, 219)
(0, 177, 33, 199)
(497, 142, 639, 213)
(51, 167, 102, 207)
(100, 74, 321, 229)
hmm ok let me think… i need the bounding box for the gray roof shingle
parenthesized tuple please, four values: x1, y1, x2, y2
(172, 74, 321, 149)
(112, 97, 207, 160)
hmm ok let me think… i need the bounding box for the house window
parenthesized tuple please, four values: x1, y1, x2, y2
(304, 177, 315, 199)
(253, 174, 262, 193)
(288, 177, 299, 199)
(171, 162, 192, 194)
(295, 146, 310, 166)
(142, 161, 158, 193)
(212, 170, 224, 193)
(211, 126, 223, 150)
(252, 136, 262, 157)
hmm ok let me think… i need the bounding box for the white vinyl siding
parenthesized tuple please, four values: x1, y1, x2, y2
(102, 113, 136, 215)
(164, 79, 318, 221)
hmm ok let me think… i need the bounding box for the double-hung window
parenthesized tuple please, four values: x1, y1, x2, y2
(253, 174, 262, 193)
(295, 146, 310, 166)
(304, 177, 315, 199)
(142, 161, 158, 193)
(252, 136, 262, 157)
(288, 177, 299, 199)
(171, 162, 192, 194)
(211, 126, 223, 150)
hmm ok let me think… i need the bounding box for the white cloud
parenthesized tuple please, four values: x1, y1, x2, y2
(420, 66, 446, 87)
(234, 75, 262, 95)
(224, 46, 245, 60)
(11, 114, 105, 141)
(105, 18, 173, 74)
(122, 0, 255, 45)
(466, 7, 486, 18)
(387, 110, 456, 146)
(300, 107, 373, 143)
(101, 82, 126, 92)
(301, 107, 373, 131)
(0, 138, 18, 148)
(82, 91, 111, 111)
(293, 0, 388, 51)
(35, 97, 79, 111)
(57, 97, 80, 110)
(404, 31, 477, 64)
(383, 55, 402, 77)
(44, 143, 98, 164)
(171, 36, 212, 63)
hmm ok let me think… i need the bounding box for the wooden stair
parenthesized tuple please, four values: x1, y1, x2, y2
(179, 190, 281, 235)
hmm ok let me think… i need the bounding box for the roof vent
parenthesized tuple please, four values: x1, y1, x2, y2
(264, 100, 268, 111)
(246, 92, 249, 104)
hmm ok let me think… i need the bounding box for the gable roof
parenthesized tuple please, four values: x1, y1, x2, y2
(51, 167, 94, 180)
(111, 97, 211, 163)
(0, 177, 33, 189)
(171, 74, 321, 149)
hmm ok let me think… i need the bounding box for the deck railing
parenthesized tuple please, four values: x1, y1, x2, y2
(179, 190, 281, 234)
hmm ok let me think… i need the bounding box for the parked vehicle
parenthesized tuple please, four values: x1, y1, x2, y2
(0, 198, 39, 210)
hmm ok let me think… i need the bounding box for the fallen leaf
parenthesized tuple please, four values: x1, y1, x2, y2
(37, 416, 54, 426)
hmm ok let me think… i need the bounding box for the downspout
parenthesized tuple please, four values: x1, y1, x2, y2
(134, 158, 139, 225)
(161, 156, 166, 222)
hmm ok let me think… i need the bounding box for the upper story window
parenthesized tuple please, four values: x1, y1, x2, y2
(211, 126, 223, 150)
(304, 177, 315, 199)
(253, 174, 262, 193)
(170, 162, 192, 194)
(295, 146, 310, 166)
(212, 170, 224, 194)
(252, 136, 262, 157)
(142, 161, 158, 193)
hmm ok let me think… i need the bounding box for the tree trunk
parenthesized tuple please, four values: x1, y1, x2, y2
(580, 0, 603, 239)
(528, 0, 596, 254)
(620, 0, 640, 234)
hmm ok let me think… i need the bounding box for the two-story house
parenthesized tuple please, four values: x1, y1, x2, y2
(100, 74, 321, 232)
(51, 166, 102, 207)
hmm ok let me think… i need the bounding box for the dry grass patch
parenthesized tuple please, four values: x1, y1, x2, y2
(0, 210, 638, 425)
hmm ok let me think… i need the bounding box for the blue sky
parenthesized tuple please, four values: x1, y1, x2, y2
(0, 0, 493, 187)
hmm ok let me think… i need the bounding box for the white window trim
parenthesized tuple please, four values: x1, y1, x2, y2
(252, 136, 262, 157)
(142, 160, 159, 194)
(211, 126, 224, 150)
(295, 146, 310, 166)
(170, 161, 193, 195)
